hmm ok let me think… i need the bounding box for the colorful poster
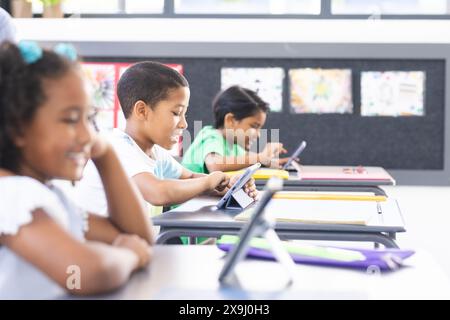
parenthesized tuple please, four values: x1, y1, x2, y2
(289, 68, 353, 114)
(221, 67, 285, 112)
(361, 71, 425, 117)
(81, 62, 184, 134)
(81, 63, 116, 111)
(93, 110, 115, 133)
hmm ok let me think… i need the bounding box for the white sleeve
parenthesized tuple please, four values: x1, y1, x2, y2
(163, 153, 184, 179)
(73, 160, 109, 216)
(0, 177, 67, 236)
(112, 138, 156, 178)
(154, 145, 183, 179)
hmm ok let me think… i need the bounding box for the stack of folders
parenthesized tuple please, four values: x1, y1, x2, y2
(234, 192, 386, 225)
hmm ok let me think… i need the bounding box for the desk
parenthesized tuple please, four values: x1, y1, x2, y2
(153, 197, 405, 248)
(83, 246, 450, 300)
(255, 166, 395, 196)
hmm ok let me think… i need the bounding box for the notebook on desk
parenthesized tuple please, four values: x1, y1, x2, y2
(234, 198, 378, 225)
(294, 165, 395, 183)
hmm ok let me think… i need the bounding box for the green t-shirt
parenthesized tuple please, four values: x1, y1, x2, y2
(182, 126, 246, 174)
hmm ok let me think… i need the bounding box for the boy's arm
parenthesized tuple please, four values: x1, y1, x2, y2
(179, 167, 207, 179)
(178, 167, 258, 199)
(132, 171, 228, 206)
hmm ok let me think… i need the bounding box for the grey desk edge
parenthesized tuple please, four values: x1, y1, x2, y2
(153, 210, 404, 248)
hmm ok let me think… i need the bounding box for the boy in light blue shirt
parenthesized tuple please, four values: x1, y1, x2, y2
(75, 62, 257, 219)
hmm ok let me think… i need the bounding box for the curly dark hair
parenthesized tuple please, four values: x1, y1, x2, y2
(0, 41, 77, 172)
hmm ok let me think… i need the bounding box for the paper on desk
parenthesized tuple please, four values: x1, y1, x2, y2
(235, 199, 376, 225)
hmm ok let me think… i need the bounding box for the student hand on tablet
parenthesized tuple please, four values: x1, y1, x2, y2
(267, 157, 291, 169)
(113, 234, 152, 269)
(206, 172, 258, 199)
(258, 142, 288, 167)
(242, 177, 258, 199)
(225, 175, 258, 199)
(206, 171, 230, 195)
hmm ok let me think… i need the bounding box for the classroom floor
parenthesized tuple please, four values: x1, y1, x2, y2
(382, 186, 450, 278)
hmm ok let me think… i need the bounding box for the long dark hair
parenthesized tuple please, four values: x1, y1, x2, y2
(0, 41, 76, 172)
(212, 85, 269, 129)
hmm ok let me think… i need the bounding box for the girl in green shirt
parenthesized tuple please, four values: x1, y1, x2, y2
(183, 85, 288, 174)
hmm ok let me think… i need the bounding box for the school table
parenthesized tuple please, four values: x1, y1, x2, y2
(76, 246, 450, 300)
(153, 196, 405, 248)
(254, 166, 396, 196)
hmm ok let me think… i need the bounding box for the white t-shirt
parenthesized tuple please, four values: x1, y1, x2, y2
(74, 129, 183, 216)
(0, 8, 16, 43)
(0, 176, 88, 299)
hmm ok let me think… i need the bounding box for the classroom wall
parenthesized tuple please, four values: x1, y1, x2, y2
(16, 19, 450, 185)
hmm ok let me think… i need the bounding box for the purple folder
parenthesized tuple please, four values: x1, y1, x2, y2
(217, 243, 415, 271)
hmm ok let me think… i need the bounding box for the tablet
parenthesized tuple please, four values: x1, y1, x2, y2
(218, 177, 283, 283)
(282, 140, 307, 170)
(216, 162, 261, 210)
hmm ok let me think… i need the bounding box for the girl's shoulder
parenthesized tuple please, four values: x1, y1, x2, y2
(0, 175, 67, 236)
(0, 168, 14, 177)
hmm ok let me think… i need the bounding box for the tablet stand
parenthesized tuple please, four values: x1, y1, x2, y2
(224, 188, 255, 209)
(219, 177, 297, 287)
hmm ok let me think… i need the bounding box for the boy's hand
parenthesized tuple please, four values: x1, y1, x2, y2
(206, 171, 230, 193)
(241, 177, 258, 200)
(227, 175, 259, 199)
(113, 234, 152, 269)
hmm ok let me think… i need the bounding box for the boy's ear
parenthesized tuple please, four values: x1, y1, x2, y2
(132, 100, 152, 120)
(223, 112, 236, 128)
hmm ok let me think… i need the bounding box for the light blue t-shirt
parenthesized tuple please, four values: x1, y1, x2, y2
(75, 129, 183, 217)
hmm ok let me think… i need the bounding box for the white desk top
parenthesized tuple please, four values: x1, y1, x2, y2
(82, 246, 450, 300)
(168, 196, 405, 230)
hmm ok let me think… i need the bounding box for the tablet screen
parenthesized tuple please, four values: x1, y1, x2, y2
(282, 141, 307, 170)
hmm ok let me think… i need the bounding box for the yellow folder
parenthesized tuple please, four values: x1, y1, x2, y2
(226, 168, 289, 180)
(273, 192, 386, 202)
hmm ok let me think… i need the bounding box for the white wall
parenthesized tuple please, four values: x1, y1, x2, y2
(14, 18, 450, 44)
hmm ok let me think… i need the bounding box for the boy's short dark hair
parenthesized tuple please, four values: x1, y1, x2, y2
(117, 61, 189, 119)
(213, 85, 269, 129)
